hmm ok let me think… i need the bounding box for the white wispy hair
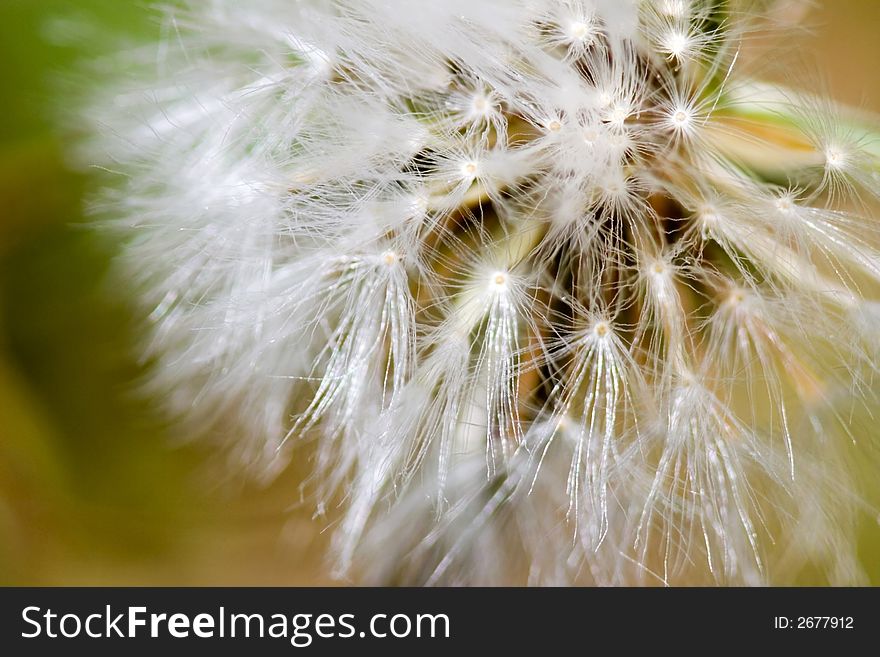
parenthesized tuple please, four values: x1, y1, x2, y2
(79, 0, 880, 584)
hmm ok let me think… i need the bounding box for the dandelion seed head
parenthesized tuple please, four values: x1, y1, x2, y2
(79, 0, 880, 586)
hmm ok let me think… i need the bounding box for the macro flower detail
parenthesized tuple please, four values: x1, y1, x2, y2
(83, 0, 880, 585)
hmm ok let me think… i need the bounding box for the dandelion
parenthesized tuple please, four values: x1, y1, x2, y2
(80, 0, 880, 585)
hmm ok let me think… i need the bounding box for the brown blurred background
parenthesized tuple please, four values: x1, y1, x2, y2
(0, 0, 878, 585)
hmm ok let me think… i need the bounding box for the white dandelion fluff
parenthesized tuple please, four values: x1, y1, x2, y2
(79, 0, 880, 584)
